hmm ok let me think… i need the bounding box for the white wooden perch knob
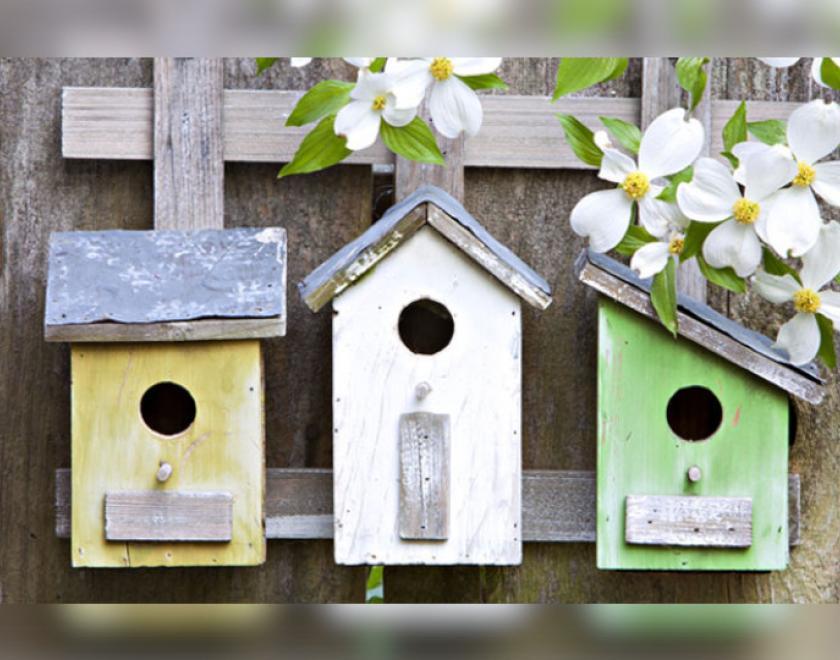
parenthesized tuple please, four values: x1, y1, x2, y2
(687, 466, 702, 483)
(156, 462, 173, 483)
(415, 382, 432, 400)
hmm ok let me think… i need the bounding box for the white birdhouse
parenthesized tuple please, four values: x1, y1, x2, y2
(299, 186, 552, 565)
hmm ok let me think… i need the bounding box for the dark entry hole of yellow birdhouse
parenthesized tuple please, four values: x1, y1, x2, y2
(398, 298, 455, 355)
(140, 381, 197, 437)
(666, 386, 723, 442)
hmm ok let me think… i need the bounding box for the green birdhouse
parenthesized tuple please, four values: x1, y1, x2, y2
(577, 251, 824, 571)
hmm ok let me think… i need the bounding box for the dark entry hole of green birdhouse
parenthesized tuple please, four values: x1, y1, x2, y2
(398, 298, 455, 355)
(140, 382, 197, 437)
(666, 386, 723, 441)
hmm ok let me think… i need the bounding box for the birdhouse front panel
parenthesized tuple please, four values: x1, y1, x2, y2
(71, 340, 265, 567)
(332, 226, 523, 565)
(597, 298, 789, 571)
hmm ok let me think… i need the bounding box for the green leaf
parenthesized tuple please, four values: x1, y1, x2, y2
(762, 247, 801, 283)
(816, 313, 838, 369)
(651, 258, 679, 337)
(614, 224, 657, 257)
(657, 166, 694, 203)
(748, 119, 787, 145)
(681, 220, 716, 261)
(722, 100, 748, 154)
(675, 57, 710, 112)
(720, 151, 739, 169)
(256, 57, 279, 75)
(820, 58, 840, 90)
(552, 58, 628, 100)
(697, 255, 747, 293)
(458, 73, 509, 91)
(599, 116, 642, 154)
(278, 115, 351, 178)
(556, 114, 603, 167)
(369, 57, 387, 73)
(286, 80, 354, 127)
(380, 117, 445, 165)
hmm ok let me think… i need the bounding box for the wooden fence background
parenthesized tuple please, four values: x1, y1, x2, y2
(0, 58, 838, 603)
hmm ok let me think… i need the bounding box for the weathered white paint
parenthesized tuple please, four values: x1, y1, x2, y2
(332, 227, 522, 565)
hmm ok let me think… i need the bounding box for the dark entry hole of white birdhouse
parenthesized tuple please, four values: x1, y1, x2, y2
(398, 298, 455, 355)
(140, 382, 197, 437)
(666, 386, 723, 441)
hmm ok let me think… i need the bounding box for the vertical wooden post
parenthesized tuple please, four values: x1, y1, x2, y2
(641, 58, 710, 303)
(153, 58, 225, 231)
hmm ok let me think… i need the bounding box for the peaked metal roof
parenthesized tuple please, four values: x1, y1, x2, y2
(577, 249, 824, 404)
(298, 185, 552, 312)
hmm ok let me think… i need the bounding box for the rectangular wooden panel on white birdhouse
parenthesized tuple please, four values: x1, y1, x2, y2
(45, 227, 285, 568)
(300, 186, 552, 565)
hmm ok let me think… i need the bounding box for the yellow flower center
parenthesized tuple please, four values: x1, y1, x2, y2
(371, 95, 387, 111)
(668, 236, 685, 256)
(793, 288, 822, 314)
(792, 161, 816, 187)
(620, 171, 650, 200)
(430, 57, 454, 81)
(733, 198, 760, 224)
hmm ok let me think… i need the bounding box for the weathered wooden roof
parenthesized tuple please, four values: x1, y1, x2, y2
(576, 249, 824, 405)
(45, 227, 286, 342)
(298, 185, 553, 312)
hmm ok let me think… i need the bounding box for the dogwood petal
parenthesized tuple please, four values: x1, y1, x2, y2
(752, 271, 799, 304)
(599, 148, 637, 184)
(759, 57, 801, 67)
(350, 70, 388, 101)
(676, 157, 741, 222)
(290, 58, 312, 67)
(385, 58, 432, 108)
(775, 313, 821, 366)
(594, 130, 613, 150)
(819, 291, 840, 326)
(639, 195, 681, 238)
(344, 57, 373, 68)
(631, 242, 671, 279)
(451, 57, 503, 76)
(801, 222, 840, 290)
(744, 144, 798, 201)
(788, 99, 840, 165)
(638, 108, 705, 179)
(570, 188, 634, 253)
(335, 101, 381, 151)
(382, 103, 417, 128)
(810, 58, 840, 87)
(764, 186, 821, 258)
(702, 219, 763, 277)
(812, 161, 840, 207)
(732, 141, 776, 185)
(428, 76, 483, 138)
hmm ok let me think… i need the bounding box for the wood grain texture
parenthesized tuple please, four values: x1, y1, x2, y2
(105, 491, 233, 542)
(399, 412, 450, 541)
(46, 318, 285, 343)
(625, 495, 753, 548)
(332, 227, 522, 565)
(598, 299, 788, 571)
(71, 341, 265, 567)
(153, 58, 225, 231)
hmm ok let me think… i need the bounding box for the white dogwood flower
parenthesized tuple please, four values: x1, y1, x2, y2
(290, 58, 312, 67)
(385, 57, 503, 138)
(753, 223, 840, 365)
(630, 204, 691, 279)
(569, 108, 704, 253)
(676, 151, 795, 277)
(758, 57, 840, 87)
(735, 100, 840, 258)
(334, 70, 417, 151)
(344, 58, 374, 69)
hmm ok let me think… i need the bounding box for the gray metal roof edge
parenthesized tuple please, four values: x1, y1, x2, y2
(579, 249, 824, 384)
(298, 185, 552, 305)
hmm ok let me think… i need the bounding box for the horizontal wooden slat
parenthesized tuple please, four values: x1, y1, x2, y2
(55, 469, 802, 546)
(104, 491, 233, 542)
(63, 87, 638, 169)
(45, 317, 285, 343)
(625, 495, 753, 548)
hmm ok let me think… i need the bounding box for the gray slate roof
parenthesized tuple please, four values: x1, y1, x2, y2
(46, 227, 286, 326)
(299, 185, 552, 309)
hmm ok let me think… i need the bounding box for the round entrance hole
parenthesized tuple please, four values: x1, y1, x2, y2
(666, 386, 723, 441)
(140, 382, 196, 437)
(398, 298, 455, 355)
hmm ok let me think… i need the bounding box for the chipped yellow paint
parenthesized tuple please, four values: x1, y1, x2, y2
(71, 341, 265, 567)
